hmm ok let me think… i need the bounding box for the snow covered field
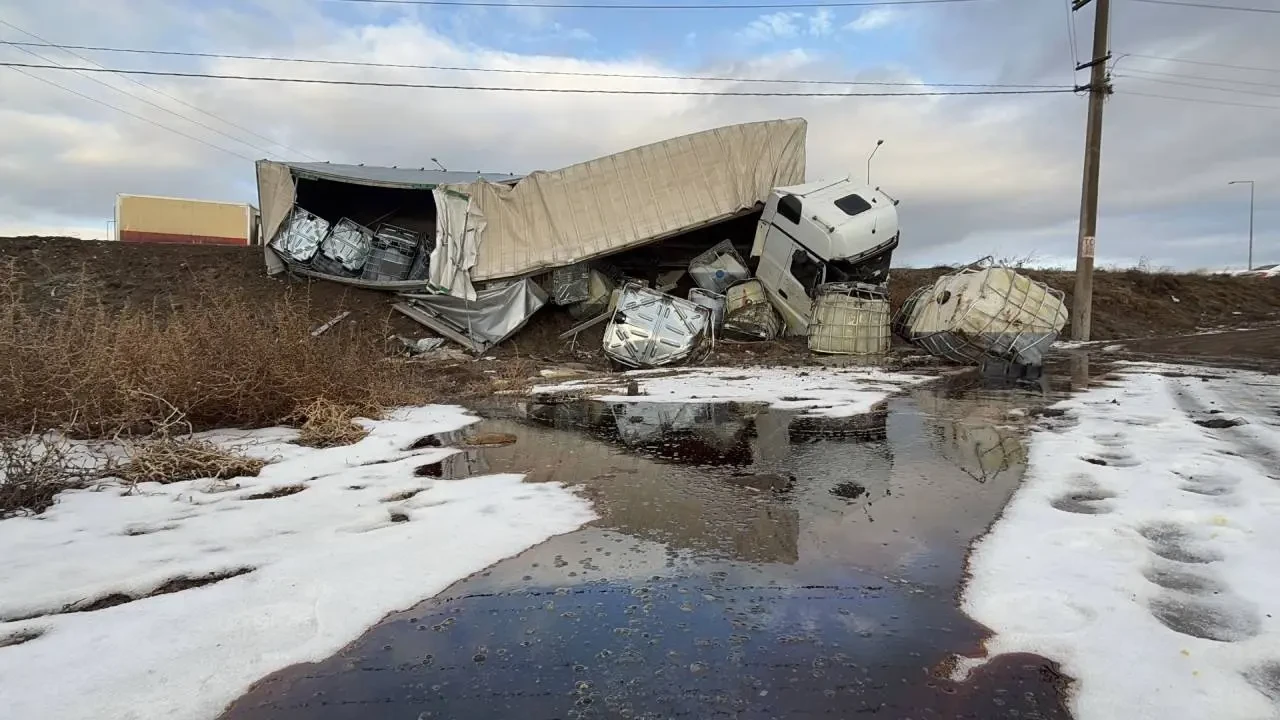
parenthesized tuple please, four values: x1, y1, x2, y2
(0, 406, 596, 720)
(961, 363, 1280, 719)
(532, 366, 933, 417)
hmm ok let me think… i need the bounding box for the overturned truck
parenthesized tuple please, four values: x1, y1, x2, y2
(257, 118, 901, 355)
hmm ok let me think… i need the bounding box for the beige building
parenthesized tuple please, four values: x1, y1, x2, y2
(115, 194, 260, 246)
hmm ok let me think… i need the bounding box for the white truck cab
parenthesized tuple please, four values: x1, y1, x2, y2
(749, 178, 900, 334)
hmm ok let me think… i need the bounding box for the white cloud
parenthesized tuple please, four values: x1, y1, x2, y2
(739, 9, 837, 43)
(845, 8, 898, 32)
(738, 11, 803, 43)
(809, 8, 834, 38)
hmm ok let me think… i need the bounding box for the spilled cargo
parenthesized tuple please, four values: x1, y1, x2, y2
(893, 262, 1068, 367)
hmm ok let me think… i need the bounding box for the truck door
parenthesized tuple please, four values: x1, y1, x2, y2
(756, 223, 823, 333)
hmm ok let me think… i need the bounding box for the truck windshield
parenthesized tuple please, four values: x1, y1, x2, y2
(834, 193, 872, 217)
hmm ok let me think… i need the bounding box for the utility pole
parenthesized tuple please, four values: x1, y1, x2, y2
(1070, 0, 1112, 341)
(1229, 180, 1255, 271)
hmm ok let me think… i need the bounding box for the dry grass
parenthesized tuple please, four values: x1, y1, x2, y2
(0, 261, 433, 438)
(0, 433, 108, 517)
(117, 437, 267, 486)
(290, 398, 373, 448)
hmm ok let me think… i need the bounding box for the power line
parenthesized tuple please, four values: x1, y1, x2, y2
(1116, 72, 1280, 98)
(1064, 0, 1080, 71)
(1121, 67, 1280, 90)
(0, 19, 317, 160)
(317, 0, 980, 7)
(1126, 0, 1280, 14)
(0, 43, 290, 159)
(1122, 89, 1280, 110)
(1121, 52, 1280, 75)
(0, 62, 1078, 96)
(4, 66, 254, 160)
(0, 41, 1070, 89)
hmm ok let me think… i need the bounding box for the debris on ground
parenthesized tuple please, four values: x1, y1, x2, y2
(723, 280, 783, 341)
(603, 282, 712, 368)
(893, 259, 1068, 367)
(392, 335, 447, 356)
(254, 118, 903, 368)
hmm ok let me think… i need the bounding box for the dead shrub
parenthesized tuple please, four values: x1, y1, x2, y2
(0, 261, 434, 438)
(289, 398, 375, 448)
(118, 438, 266, 486)
(0, 433, 107, 517)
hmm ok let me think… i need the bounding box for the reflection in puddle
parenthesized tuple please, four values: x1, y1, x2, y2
(222, 375, 1079, 720)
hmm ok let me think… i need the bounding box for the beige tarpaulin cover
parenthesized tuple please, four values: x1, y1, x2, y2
(256, 160, 297, 247)
(442, 118, 807, 285)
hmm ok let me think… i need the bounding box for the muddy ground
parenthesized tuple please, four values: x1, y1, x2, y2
(4, 237, 1278, 371)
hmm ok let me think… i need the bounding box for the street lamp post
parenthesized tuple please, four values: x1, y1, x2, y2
(866, 139, 884, 185)
(1228, 180, 1255, 271)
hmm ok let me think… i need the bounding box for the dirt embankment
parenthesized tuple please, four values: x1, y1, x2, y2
(890, 267, 1280, 341)
(4, 236, 1279, 364)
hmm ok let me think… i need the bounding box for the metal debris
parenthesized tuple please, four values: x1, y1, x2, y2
(722, 280, 782, 341)
(602, 282, 711, 368)
(319, 218, 375, 273)
(361, 225, 420, 282)
(270, 207, 328, 263)
(310, 311, 351, 338)
(397, 278, 549, 354)
(551, 262, 592, 305)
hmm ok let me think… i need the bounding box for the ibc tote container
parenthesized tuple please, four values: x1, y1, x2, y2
(807, 283, 890, 355)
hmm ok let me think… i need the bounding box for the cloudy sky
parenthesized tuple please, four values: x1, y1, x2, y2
(0, 0, 1276, 269)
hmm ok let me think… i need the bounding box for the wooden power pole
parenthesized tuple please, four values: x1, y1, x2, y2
(1071, 0, 1112, 341)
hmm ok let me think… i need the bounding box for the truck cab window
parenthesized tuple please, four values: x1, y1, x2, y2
(834, 193, 872, 217)
(777, 194, 802, 225)
(790, 248, 824, 291)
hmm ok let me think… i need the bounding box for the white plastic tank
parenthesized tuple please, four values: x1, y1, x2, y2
(688, 288, 726, 332)
(898, 266, 1068, 366)
(807, 283, 890, 355)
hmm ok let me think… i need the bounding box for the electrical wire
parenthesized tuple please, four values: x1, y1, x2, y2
(0, 19, 317, 160)
(4, 65, 254, 159)
(1064, 0, 1080, 70)
(1121, 67, 1280, 90)
(1115, 72, 1280, 98)
(0, 62, 1079, 96)
(1120, 52, 1280, 74)
(1126, 0, 1280, 14)
(0, 41, 1071, 89)
(0, 44, 290, 159)
(316, 0, 981, 7)
(1122, 89, 1280, 110)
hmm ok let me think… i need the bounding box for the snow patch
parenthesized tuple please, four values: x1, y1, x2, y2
(0, 405, 596, 720)
(960, 366, 1280, 720)
(532, 366, 932, 417)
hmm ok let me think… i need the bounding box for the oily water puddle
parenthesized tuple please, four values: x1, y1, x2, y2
(222, 357, 1106, 720)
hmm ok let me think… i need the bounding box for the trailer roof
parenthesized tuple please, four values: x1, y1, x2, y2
(282, 162, 521, 189)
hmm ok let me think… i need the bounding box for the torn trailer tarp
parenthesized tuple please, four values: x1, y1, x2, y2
(256, 160, 519, 290)
(436, 119, 807, 290)
(396, 278, 548, 354)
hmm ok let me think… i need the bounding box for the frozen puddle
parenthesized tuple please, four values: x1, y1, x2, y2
(0, 406, 596, 720)
(533, 366, 934, 417)
(960, 363, 1280, 720)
